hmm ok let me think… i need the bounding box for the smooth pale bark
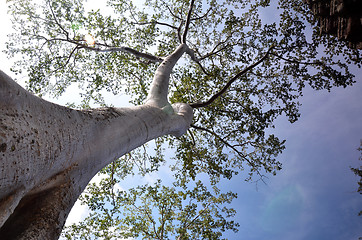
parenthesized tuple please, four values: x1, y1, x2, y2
(0, 44, 192, 239)
(146, 44, 187, 109)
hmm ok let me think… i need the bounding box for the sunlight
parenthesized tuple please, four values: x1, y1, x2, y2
(84, 34, 95, 46)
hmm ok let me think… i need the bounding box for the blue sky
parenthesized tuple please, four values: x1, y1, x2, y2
(223, 82, 362, 239)
(1, 0, 361, 239)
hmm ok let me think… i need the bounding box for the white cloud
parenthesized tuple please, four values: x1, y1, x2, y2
(114, 182, 125, 192)
(64, 198, 90, 226)
(143, 172, 160, 185)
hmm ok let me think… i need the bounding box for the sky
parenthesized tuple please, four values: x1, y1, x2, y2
(226, 82, 362, 240)
(1, 0, 361, 239)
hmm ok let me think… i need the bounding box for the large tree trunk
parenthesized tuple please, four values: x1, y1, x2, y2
(0, 45, 193, 239)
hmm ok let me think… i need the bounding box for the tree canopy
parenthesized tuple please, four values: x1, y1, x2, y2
(5, 0, 361, 239)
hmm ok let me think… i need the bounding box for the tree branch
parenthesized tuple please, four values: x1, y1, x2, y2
(134, 204, 159, 239)
(177, 20, 184, 43)
(131, 20, 178, 30)
(191, 7, 212, 21)
(46, 0, 69, 39)
(190, 124, 266, 182)
(198, 33, 236, 61)
(177, 202, 212, 240)
(50, 45, 81, 73)
(146, 44, 187, 108)
(184, 46, 210, 75)
(189, 46, 274, 108)
(182, 0, 196, 43)
(270, 52, 322, 66)
(164, 3, 182, 21)
(185, 202, 211, 229)
(95, 43, 164, 62)
(40, 37, 164, 63)
(187, 129, 196, 146)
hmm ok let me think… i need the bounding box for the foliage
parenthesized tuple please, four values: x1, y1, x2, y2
(351, 141, 362, 216)
(5, 0, 361, 238)
(63, 174, 239, 240)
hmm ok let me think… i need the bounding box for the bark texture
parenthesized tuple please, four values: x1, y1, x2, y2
(0, 61, 192, 239)
(304, 0, 362, 49)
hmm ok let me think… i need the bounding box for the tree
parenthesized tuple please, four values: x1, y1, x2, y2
(1, 0, 360, 239)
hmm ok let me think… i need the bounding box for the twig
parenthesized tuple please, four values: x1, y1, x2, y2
(198, 33, 236, 61)
(191, 7, 212, 21)
(270, 52, 322, 65)
(46, 0, 69, 39)
(190, 124, 266, 182)
(164, 3, 182, 21)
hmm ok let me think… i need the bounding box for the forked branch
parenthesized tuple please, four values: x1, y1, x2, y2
(185, 46, 210, 75)
(189, 46, 274, 108)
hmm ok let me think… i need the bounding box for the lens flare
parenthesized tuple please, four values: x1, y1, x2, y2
(84, 34, 95, 46)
